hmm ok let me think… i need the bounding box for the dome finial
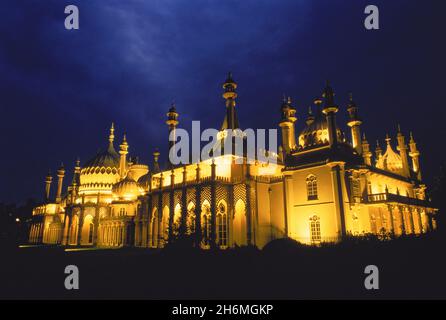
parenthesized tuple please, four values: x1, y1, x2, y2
(109, 122, 115, 144)
(385, 133, 391, 145)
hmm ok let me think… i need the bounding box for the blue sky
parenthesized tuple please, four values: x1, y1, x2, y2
(0, 0, 445, 203)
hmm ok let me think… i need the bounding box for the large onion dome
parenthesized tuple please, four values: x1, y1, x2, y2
(79, 124, 121, 195)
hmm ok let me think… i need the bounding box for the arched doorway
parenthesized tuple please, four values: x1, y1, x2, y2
(151, 207, 158, 247)
(173, 204, 182, 237)
(201, 200, 211, 248)
(186, 202, 196, 235)
(69, 215, 79, 245)
(162, 206, 169, 243)
(81, 215, 94, 245)
(233, 199, 246, 246)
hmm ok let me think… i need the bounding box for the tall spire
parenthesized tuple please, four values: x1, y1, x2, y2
(119, 134, 129, 178)
(409, 132, 422, 180)
(279, 95, 297, 153)
(221, 72, 240, 130)
(347, 93, 363, 154)
(361, 133, 372, 165)
(166, 103, 179, 168)
(321, 81, 339, 146)
(56, 163, 65, 203)
(396, 125, 410, 177)
(45, 170, 52, 202)
(375, 140, 383, 165)
(108, 122, 116, 153)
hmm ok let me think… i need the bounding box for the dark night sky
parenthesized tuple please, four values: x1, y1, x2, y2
(0, 0, 445, 204)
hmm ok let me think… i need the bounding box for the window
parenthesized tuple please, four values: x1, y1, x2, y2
(88, 223, 94, 243)
(119, 208, 126, 217)
(217, 202, 228, 247)
(306, 175, 318, 200)
(310, 215, 321, 243)
(201, 204, 211, 246)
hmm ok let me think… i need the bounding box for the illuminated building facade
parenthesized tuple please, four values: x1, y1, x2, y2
(28, 74, 437, 249)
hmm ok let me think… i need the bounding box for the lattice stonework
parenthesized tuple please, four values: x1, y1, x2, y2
(201, 186, 211, 206)
(234, 183, 247, 206)
(187, 188, 196, 205)
(162, 192, 170, 207)
(174, 190, 182, 208)
(216, 183, 229, 205)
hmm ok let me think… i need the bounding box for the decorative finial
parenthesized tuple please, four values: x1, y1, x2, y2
(385, 134, 391, 145)
(397, 124, 401, 133)
(109, 122, 115, 144)
(349, 92, 353, 101)
(287, 96, 292, 104)
(282, 94, 287, 103)
(308, 106, 313, 115)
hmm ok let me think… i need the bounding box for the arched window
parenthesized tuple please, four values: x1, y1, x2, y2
(88, 223, 94, 243)
(217, 201, 228, 248)
(201, 202, 211, 247)
(310, 215, 321, 243)
(187, 202, 196, 235)
(306, 175, 318, 200)
(119, 208, 126, 217)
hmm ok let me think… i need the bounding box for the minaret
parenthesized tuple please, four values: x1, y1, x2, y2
(361, 133, 372, 165)
(279, 96, 297, 154)
(71, 158, 81, 199)
(119, 134, 129, 178)
(347, 93, 363, 155)
(44, 170, 52, 202)
(153, 149, 161, 173)
(221, 72, 239, 130)
(396, 125, 410, 177)
(55, 163, 65, 203)
(321, 81, 339, 146)
(375, 140, 382, 166)
(409, 132, 421, 180)
(166, 103, 179, 168)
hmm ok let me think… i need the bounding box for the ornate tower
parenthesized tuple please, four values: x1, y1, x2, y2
(55, 163, 65, 203)
(396, 125, 410, 177)
(44, 170, 52, 202)
(347, 93, 363, 154)
(322, 81, 339, 146)
(166, 103, 179, 168)
(361, 134, 372, 165)
(409, 132, 421, 180)
(119, 134, 129, 178)
(221, 72, 239, 130)
(279, 96, 297, 154)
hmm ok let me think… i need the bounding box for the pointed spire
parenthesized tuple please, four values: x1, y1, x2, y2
(385, 133, 391, 145)
(109, 122, 115, 145)
(322, 80, 336, 108)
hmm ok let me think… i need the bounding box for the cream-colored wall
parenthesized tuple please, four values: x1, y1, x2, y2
(286, 165, 340, 243)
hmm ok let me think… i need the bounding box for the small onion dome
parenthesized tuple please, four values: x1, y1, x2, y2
(298, 109, 341, 148)
(137, 173, 151, 192)
(112, 176, 141, 201)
